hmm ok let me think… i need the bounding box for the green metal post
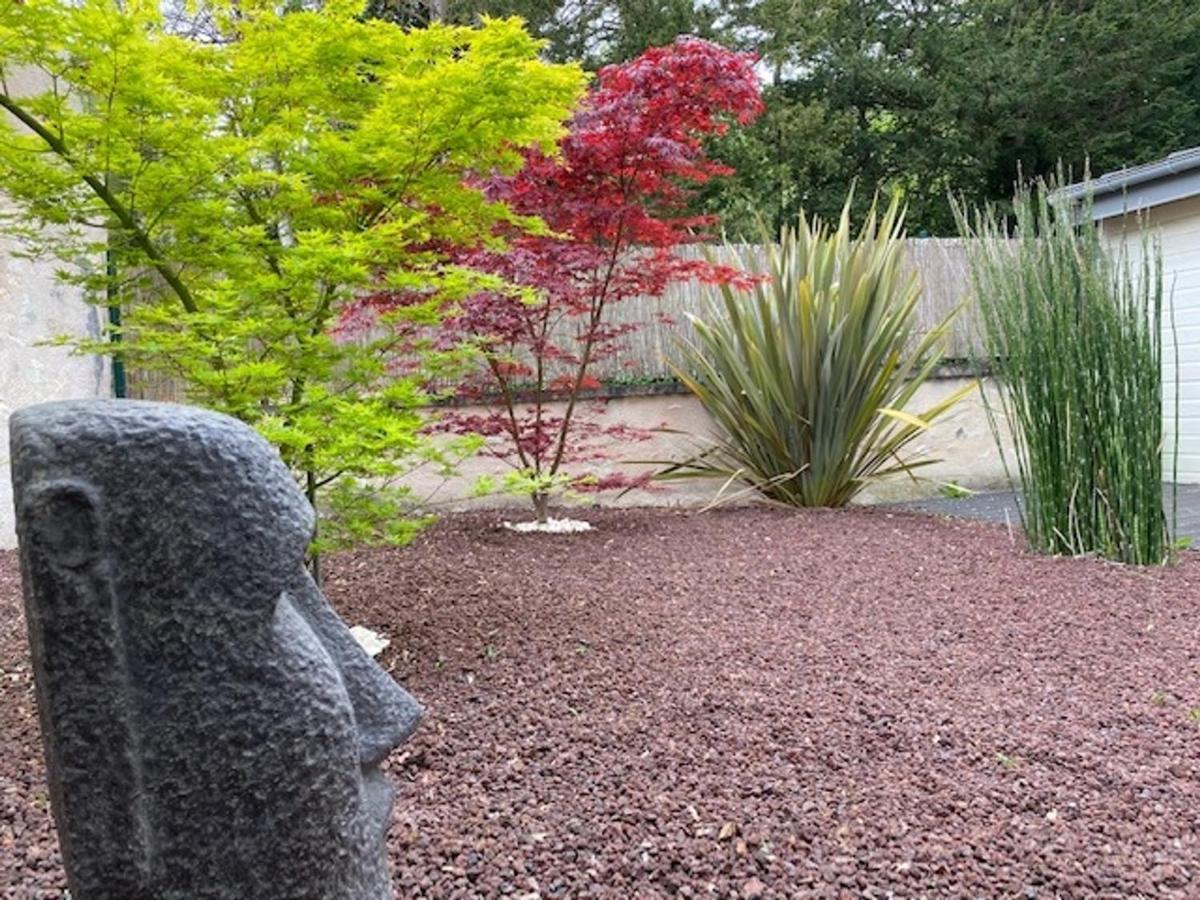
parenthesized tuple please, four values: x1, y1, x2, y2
(107, 244, 127, 399)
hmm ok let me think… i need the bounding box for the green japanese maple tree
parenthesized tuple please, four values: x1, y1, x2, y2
(0, 0, 583, 567)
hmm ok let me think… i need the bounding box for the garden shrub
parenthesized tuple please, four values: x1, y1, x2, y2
(0, 0, 584, 570)
(341, 37, 763, 523)
(665, 195, 969, 507)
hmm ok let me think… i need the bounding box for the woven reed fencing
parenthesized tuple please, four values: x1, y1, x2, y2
(126, 239, 983, 401)
(572, 240, 980, 384)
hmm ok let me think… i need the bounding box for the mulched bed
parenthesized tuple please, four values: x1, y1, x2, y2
(4, 507, 1200, 897)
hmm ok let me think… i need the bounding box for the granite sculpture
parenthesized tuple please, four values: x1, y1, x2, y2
(11, 400, 422, 900)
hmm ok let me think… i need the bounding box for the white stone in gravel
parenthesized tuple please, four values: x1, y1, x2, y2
(503, 517, 593, 534)
(349, 625, 390, 657)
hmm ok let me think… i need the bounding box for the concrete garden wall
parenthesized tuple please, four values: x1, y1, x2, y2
(402, 375, 1015, 515)
(0, 228, 110, 548)
(0, 67, 112, 547)
(0, 234, 110, 549)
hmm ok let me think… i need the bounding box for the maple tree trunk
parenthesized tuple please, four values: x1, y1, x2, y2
(532, 491, 550, 524)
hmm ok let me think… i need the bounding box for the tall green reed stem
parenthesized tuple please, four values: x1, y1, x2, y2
(957, 181, 1174, 564)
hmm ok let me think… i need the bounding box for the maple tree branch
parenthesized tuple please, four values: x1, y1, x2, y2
(0, 92, 199, 314)
(486, 352, 533, 472)
(531, 295, 557, 475)
(548, 212, 626, 477)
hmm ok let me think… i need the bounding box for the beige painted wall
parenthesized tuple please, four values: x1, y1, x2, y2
(401, 376, 1014, 516)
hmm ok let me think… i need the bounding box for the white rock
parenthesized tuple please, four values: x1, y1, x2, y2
(502, 517, 593, 534)
(349, 625, 390, 657)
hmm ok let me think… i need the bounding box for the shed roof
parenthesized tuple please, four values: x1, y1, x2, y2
(1059, 146, 1200, 220)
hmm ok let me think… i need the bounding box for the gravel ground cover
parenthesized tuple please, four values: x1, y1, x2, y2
(4, 507, 1200, 898)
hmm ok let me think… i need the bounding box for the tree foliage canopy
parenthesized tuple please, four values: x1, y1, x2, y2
(436, 0, 1200, 235)
(0, 0, 584, 551)
(340, 37, 762, 521)
(710, 0, 1200, 235)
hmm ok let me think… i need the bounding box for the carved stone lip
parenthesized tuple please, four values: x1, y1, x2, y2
(361, 766, 396, 842)
(358, 706, 422, 769)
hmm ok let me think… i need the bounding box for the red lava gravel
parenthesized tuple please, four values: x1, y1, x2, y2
(4, 507, 1200, 898)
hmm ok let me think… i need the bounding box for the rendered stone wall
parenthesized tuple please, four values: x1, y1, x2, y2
(401, 376, 1014, 514)
(1, 67, 112, 547)
(0, 231, 110, 548)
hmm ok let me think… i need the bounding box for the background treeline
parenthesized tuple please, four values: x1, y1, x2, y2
(368, 0, 1200, 236)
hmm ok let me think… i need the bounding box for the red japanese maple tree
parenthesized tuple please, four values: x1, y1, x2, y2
(346, 37, 764, 522)
(450, 37, 764, 522)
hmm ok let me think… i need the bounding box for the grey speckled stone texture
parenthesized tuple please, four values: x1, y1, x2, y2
(10, 400, 422, 900)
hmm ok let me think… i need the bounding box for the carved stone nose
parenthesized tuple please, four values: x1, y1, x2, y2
(284, 569, 423, 766)
(355, 672, 423, 768)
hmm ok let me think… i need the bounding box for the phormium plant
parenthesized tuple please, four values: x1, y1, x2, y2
(663, 195, 970, 507)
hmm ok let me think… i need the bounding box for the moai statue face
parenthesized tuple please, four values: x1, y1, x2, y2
(10, 400, 421, 900)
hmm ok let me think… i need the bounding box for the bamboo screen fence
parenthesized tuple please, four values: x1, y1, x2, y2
(126, 239, 983, 402)
(573, 240, 981, 384)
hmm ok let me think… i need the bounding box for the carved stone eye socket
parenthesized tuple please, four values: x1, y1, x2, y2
(27, 482, 102, 572)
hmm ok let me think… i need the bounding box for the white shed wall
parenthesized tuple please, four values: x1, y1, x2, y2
(1103, 194, 1200, 482)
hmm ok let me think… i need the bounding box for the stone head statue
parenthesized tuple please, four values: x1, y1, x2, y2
(11, 400, 421, 900)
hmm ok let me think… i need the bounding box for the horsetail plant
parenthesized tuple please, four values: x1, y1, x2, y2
(661, 196, 971, 507)
(956, 181, 1174, 565)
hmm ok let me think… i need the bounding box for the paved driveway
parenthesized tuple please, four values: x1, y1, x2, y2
(894, 483, 1200, 542)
